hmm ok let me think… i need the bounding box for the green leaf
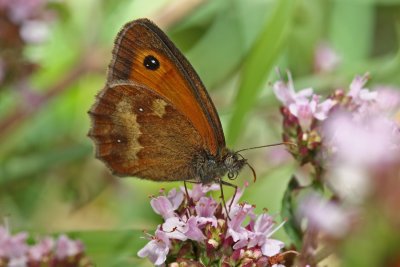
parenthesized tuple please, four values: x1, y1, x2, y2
(281, 175, 303, 249)
(227, 0, 297, 145)
(329, 1, 375, 63)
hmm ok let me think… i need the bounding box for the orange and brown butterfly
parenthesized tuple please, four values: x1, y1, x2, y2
(88, 18, 248, 189)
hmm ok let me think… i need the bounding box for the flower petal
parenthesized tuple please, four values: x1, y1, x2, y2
(261, 239, 284, 257)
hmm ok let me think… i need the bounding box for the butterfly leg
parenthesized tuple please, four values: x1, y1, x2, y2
(183, 180, 202, 217)
(217, 179, 231, 220)
(183, 180, 191, 204)
(219, 179, 237, 220)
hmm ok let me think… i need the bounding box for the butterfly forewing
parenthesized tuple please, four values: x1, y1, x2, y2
(89, 82, 204, 181)
(108, 19, 225, 155)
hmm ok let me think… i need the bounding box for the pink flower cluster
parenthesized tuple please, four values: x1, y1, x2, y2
(273, 71, 335, 133)
(0, 225, 91, 267)
(273, 72, 400, 171)
(0, 0, 56, 88)
(138, 184, 289, 266)
(274, 71, 400, 265)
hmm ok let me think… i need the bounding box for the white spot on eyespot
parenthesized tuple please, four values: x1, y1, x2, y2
(139, 108, 144, 112)
(117, 139, 121, 143)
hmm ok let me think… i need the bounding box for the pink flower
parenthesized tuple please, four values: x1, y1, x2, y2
(151, 188, 184, 220)
(374, 86, 400, 115)
(162, 217, 188, 241)
(348, 73, 377, 104)
(184, 217, 206, 242)
(298, 194, 350, 238)
(184, 183, 220, 202)
(167, 188, 185, 208)
(20, 20, 50, 44)
(28, 237, 54, 262)
(274, 72, 335, 131)
(0, 0, 46, 22)
(273, 71, 313, 106)
(2, 232, 29, 259)
(55, 235, 84, 260)
(313, 42, 341, 73)
(247, 214, 285, 257)
(227, 203, 255, 249)
(139, 185, 287, 266)
(323, 111, 400, 166)
(0, 225, 89, 265)
(163, 215, 206, 242)
(195, 196, 218, 227)
(138, 229, 170, 265)
(289, 95, 335, 131)
(0, 227, 29, 267)
(323, 109, 400, 202)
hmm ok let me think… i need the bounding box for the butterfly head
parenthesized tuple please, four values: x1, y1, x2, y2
(195, 149, 246, 184)
(224, 151, 247, 180)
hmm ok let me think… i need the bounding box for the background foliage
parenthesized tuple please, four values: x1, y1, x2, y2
(1, 0, 399, 266)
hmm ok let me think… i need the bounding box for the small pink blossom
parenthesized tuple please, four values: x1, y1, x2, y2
(273, 71, 313, 106)
(261, 239, 285, 257)
(137, 229, 170, 265)
(289, 95, 335, 131)
(348, 73, 377, 105)
(184, 217, 206, 242)
(184, 183, 220, 202)
(55, 235, 84, 260)
(274, 72, 335, 131)
(195, 196, 218, 227)
(244, 214, 285, 257)
(1, 231, 29, 260)
(167, 188, 185, 209)
(298, 194, 350, 238)
(227, 203, 255, 249)
(323, 111, 400, 166)
(162, 217, 188, 241)
(0, 225, 90, 266)
(313, 42, 341, 73)
(374, 86, 400, 115)
(162, 216, 206, 242)
(151, 188, 184, 220)
(28, 237, 54, 261)
(0, 0, 46, 23)
(20, 20, 50, 44)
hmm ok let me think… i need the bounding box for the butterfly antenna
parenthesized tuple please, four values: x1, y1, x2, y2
(235, 142, 296, 153)
(237, 152, 257, 183)
(246, 162, 257, 183)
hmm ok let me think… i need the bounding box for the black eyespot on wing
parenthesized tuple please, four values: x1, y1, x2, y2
(143, 55, 160, 70)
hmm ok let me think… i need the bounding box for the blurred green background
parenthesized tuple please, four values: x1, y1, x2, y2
(0, 0, 399, 266)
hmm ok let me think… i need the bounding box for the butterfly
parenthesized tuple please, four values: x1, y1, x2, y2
(88, 18, 251, 196)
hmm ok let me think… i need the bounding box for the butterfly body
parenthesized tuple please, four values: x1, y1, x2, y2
(88, 18, 246, 184)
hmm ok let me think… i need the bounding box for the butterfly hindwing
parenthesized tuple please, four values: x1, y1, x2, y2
(88, 82, 204, 181)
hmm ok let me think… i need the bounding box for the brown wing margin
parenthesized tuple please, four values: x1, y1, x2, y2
(108, 18, 226, 153)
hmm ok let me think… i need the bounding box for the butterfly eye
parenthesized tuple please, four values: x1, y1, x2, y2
(143, 55, 160, 70)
